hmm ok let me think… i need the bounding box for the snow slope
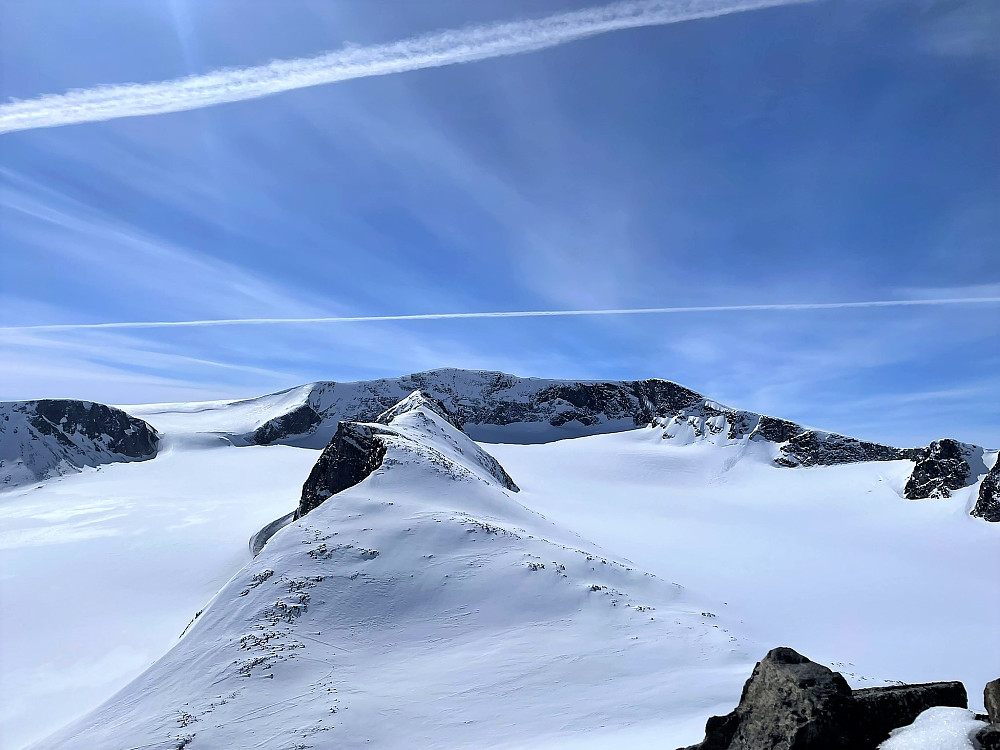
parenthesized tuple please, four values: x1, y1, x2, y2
(3, 381, 997, 749)
(489, 428, 1000, 707)
(0, 435, 317, 750)
(32, 395, 753, 750)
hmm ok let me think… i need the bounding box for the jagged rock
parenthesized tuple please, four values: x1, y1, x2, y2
(682, 648, 970, 750)
(977, 724, 1000, 750)
(297, 422, 387, 519)
(0, 399, 159, 489)
(985, 678, 1000, 724)
(903, 439, 972, 499)
(680, 647, 858, 750)
(852, 682, 967, 747)
(972, 461, 1000, 522)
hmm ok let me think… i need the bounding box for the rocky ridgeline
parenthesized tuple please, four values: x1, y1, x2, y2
(238, 369, 995, 514)
(0, 399, 159, 489)
(681, 647, 997, 750)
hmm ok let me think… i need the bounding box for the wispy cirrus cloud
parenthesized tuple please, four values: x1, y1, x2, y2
(0, 0, 810, 135)
(1, 297, 998, 333)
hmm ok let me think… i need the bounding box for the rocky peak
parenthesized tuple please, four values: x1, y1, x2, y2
(903, 439, 974, 500)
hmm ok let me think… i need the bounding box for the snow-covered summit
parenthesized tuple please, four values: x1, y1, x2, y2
(0, 399, 158, 490)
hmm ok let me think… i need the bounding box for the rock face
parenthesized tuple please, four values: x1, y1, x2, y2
(852, 682, 967, 747)
(297, 422, 387, 519)
(681, 647, 858, 750)
(972, 460, 1000, 522)
(902, 439, 973, 500)
(0, 399, 159, 489)
(681, 647, 969, 750)
(295, 391, 518, 522)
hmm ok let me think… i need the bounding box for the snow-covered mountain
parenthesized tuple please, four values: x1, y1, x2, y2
(123, 368, 996, 510)
(0, 399, 158, 489)
(32, 390, 751, 750)
(2, 371, 997, 749)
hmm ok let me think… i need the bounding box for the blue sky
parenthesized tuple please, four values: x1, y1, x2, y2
(0, 0, 997, 447)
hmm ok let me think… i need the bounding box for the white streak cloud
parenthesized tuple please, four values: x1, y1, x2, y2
(1, 0, 809, 135)
(3, 298, 998, 333)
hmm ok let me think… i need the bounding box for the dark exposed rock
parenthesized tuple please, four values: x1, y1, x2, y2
(985, 678, 1000, 724)
(977, 724, 1000, 750)
(681, 647, 858, 750)
(775, 431, 912, 468)
(903, 439, 972, 499)
(296, 422, 387, 519)
(972, 462, 1000, 522)
(0, 399, 158, 488)
(681, 648, 969, 750)
(852, 682, 967, 747)
(30, 399, 158, 458)
(252, 403, 322, 446)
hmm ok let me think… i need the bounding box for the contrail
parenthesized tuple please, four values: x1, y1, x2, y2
(3, 298, 997, 333)
(0, 0, 809, 135)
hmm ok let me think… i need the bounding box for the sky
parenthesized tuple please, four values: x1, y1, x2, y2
(0, 0, 997, 448)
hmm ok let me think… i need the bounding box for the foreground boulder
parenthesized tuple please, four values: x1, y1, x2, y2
(680, 647, 968, 750)
(680, 647, 857, 750)
(852, 682, 967, 747)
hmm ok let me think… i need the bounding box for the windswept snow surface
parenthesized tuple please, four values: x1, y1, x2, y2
(4, 396, 997, 749)
(489, 428, 1000, 706)
(0, 427, 316, 750)
(29, 401, 754, 750)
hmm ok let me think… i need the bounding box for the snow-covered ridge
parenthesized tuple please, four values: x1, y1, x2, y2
(119, 368, 996, 512)
(34, 391, 751, 750)
(0, 399, 158, 489)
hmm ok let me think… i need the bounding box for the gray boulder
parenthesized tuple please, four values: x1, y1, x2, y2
(681, 648, 969, 750)
(852, 682, 967, 747)
(680, 647, 858, 750)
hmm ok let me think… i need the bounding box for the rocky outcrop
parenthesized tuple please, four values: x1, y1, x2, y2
(903, 439, 973, 499)
(297, 422, 387, 519)
(852, 682, 967, 747)
(0, 399, 159, 489)
(680, 647, 857, 750)
(252, 403, 322, 446)
(972, 460, 1000, 522)
(681, 647, 968, 750)
(294, 390, 518, 522)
